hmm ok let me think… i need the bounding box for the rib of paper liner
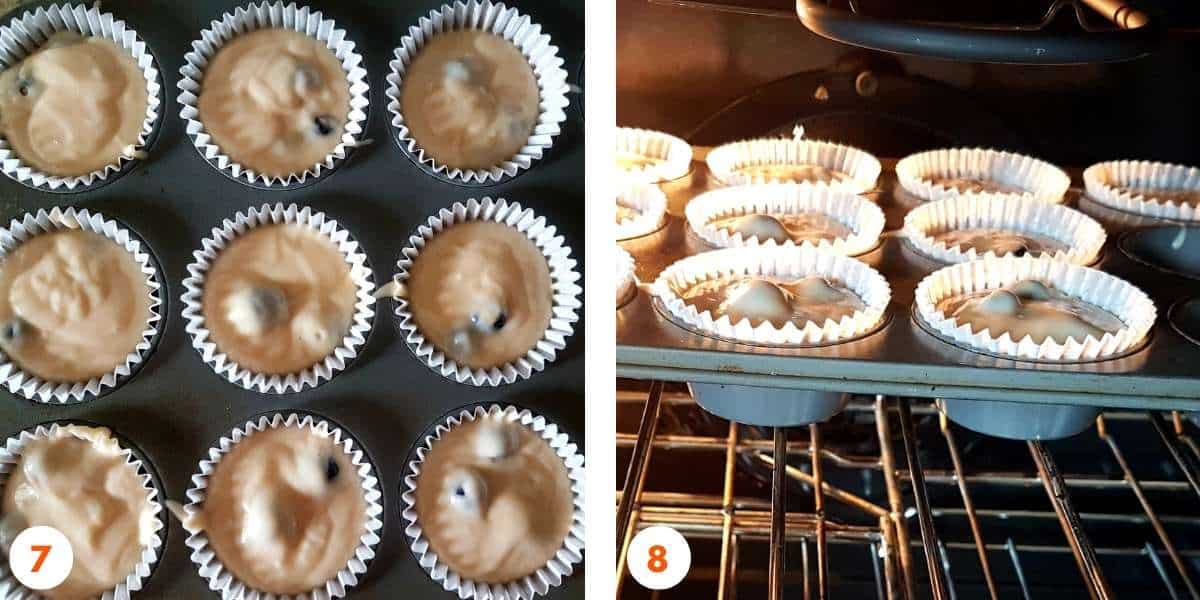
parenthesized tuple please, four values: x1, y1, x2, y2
(651, 246, 891, 346)
(913, 255, 1156, 361)
(705, 138, 881, 192)
(0, 207, 163, 403)
(894, 147, 1070, 204)
(401, 405, 586, 600)
(177, 1, 369, 188)
(616, 182, 667, 240)
(393, 197, 581, 386)
(615, 127, 692, 184)
(180, 203, 376, 394)
(180, 413, 383, 600)
(0, 424, 165, 600)
(0, 3, 161, 191)
(616, 245, 636, 303)
(1083, 160, 1200, 222)
(384, 0, 569, 185)
(684, 182, 885, 255)
(902, 193, 1107, 265)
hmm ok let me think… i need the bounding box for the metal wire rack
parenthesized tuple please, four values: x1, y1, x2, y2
(615, 381, 1200, 599)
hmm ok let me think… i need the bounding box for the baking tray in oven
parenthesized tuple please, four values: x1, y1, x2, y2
(617, 153, 1200, 412)
(0, 0, 585, 597)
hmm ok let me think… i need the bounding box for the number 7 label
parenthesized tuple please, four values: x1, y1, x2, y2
(8, 527, 73, 590)
(29, 545, 51, 573)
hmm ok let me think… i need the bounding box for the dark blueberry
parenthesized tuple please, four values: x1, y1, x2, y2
(0, 318, 25, 344)
(313, 115, 336, 137)
(250, 287, 287, 325)
(454, 484, 467, 498)
(492, 312, 507, 331)
(1012, 245, 1029, 257)
(16, 79, 31, 97)
(324, 455, 340, 481)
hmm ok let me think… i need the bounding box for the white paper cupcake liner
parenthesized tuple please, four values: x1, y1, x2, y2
(902, 193, 1107, 265)
(179, 413, 384, 600)
(616, 181, 667, 240)
(914, 255, 1156, 362)
(1083, 160, 1200, 222)
(895, 147, 1070, 204)
(0, 423, 166, 599)
(181, 203, 376, 394)
(392, 197, 581, 386)
(385, 0, 569, 185)
(178, 1, 370, 188)
(615, 127, 692, 184)
(705, 138, 881, 193)
(616, 245, 636, 307)
(0, 207, 163, 404)
(652, 246, 892, 346)
(402, 404, 585, 600)
(685, 182, 885, 255)
(0, 3, 162, 192)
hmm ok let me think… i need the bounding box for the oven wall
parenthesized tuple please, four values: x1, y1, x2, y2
(616, 0, 1200, 165)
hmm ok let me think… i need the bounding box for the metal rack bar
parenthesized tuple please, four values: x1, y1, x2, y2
(769, 427, 787, 600)
(755, 454, 889, 518)
(1028, 440, 1114, 600)
(870, 542, 885, 600)
(718, 421, 739, 600)
(616, 380, 664, 562)
(897, 398, 950, 600)
(875, 397, 914, 600)
(1151, 412, 1200, 500)
(1174, 412, 1200, 464)
(936, 541, 957, 600)
(810, 424, 829, 600)
(879, 515, 902, 600)
(802, 537, 811, 600)
(939, 412, 1000, 600)
(1096, 416, 1200, 598)
(1005, 538, 1033, 600)
(1146, 541, 1183, 600)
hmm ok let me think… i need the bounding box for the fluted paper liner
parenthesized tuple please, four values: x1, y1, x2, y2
(178, 1, 370, 188)
(895, 147, 1070, 204)
(706, 138, 881, 193)
(386, 0, 569, 185)
(616, 245, 636, 306)
(1083, 160, 1200, 222)
(0, 207, 163, 403)
(616, 182, 667, 240)
(615, 127, 692, 184)
(914, 255, 1156, 362)
(179, 413, 383, 600)
(402, 404, 585, 600)
(0, 423, 165, 599)
(181, 203, 376, 394)
(0, 3, 161, 191)
(903, 193, 1106, 265)
(685, 182, 884, 255)
(652, 246, 892, 346)
(393, 197, 580, 386)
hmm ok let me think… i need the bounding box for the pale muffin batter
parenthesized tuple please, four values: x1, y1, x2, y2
(929, 177, 1027, 195)
(938, 279, 1125, 344)
(734, 164, 850, 184)
(176, 427, 365, 595)
(678, 275, 865, 328)
(616, 151, 662, 172)
(1, 426, 155, 600)
(197, 29, 349, 179)
(0, 32, 147, 177)
(202, 224, 356, 376)
(414, 416, 573, 584)
(933, 228, 1066, 257)
(709, 212, 852, 245)
(406, 221, 553, 370)
(1123, 186, 1200, 206)
(0, 229, 150, 382)
(400, 30, 539, 170)
(615, 201, 641, 224)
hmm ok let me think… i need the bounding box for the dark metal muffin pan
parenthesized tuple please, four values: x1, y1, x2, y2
(617, 155, 1200, 412)
(0, 1, 584, 598)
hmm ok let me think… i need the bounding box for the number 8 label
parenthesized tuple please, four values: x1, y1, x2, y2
(628, 526, 691, 590)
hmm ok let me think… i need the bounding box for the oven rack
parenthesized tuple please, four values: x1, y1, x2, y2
(615, 382, 1200, 598)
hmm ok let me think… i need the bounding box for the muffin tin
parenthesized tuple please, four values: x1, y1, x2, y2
(617, 152, 1200, 415)
(0, 1, 584, 598)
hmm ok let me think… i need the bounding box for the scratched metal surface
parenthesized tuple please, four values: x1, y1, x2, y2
(0, 0, 586, 597)
(617, 154, 1200, 411)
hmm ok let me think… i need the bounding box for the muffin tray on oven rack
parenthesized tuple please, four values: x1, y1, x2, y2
(617, 153, 1200, 413)
(0, 0, 585, 598)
